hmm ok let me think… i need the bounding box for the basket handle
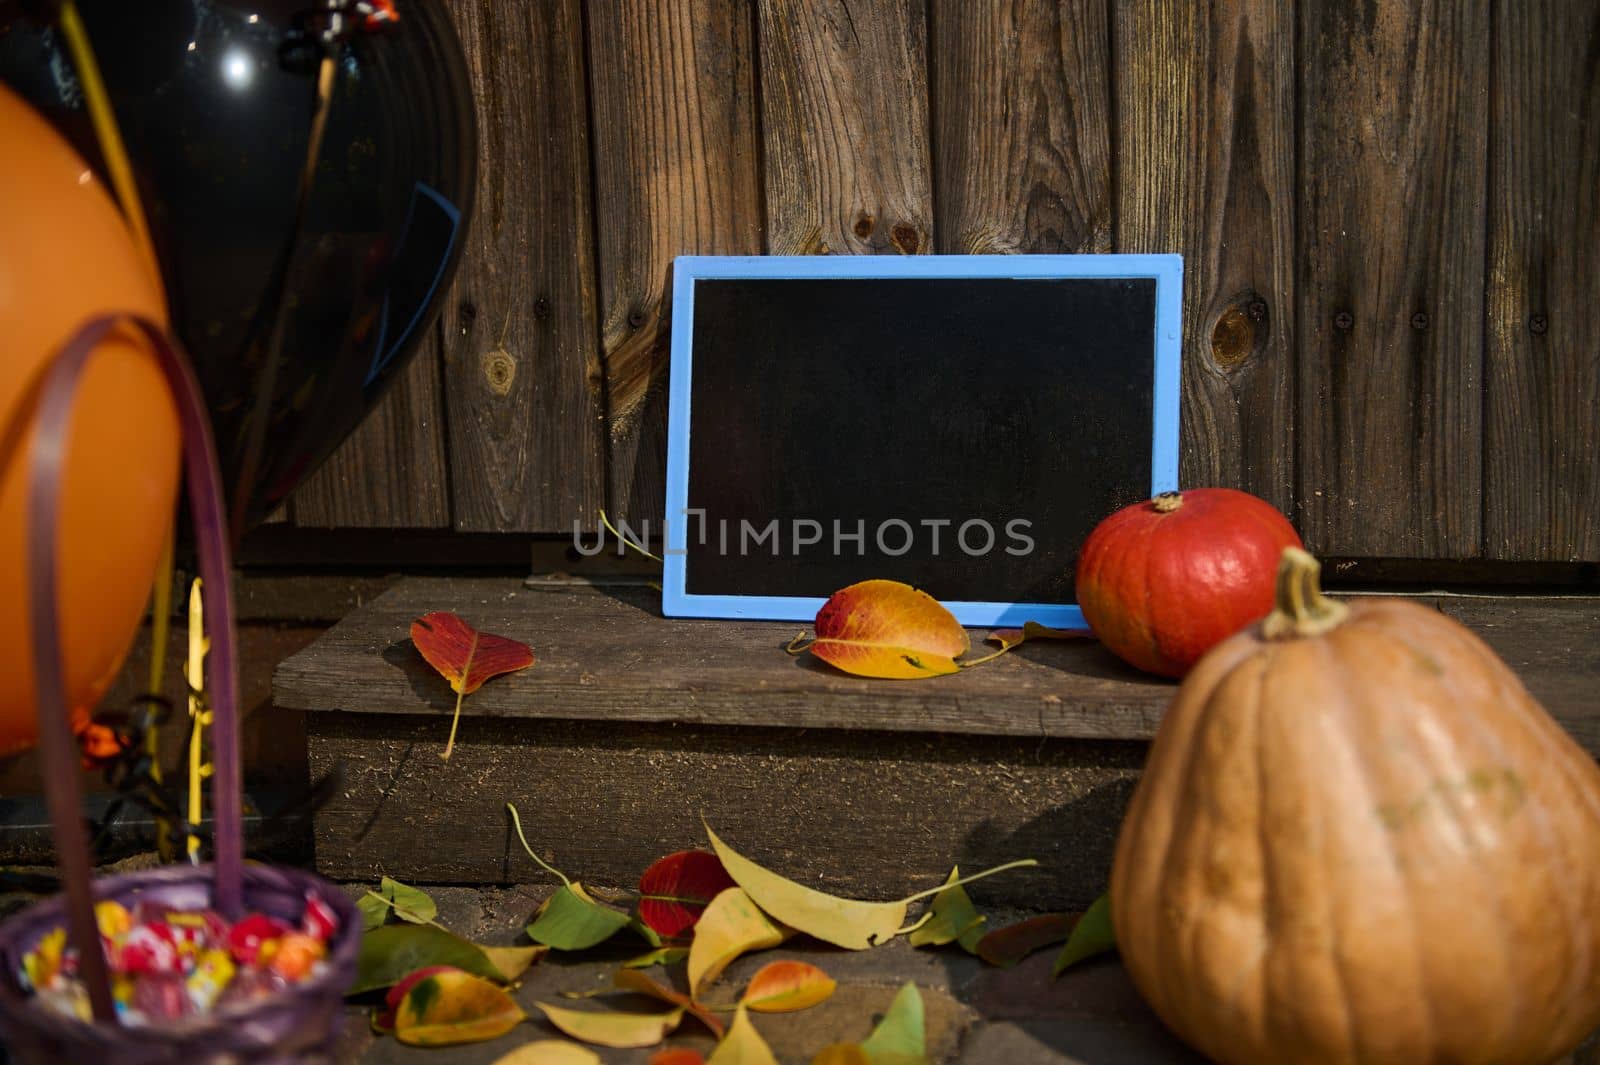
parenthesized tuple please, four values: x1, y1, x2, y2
(27, 314, 242, 1023)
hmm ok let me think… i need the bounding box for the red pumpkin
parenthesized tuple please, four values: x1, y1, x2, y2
(1075, 488, 1301, 677)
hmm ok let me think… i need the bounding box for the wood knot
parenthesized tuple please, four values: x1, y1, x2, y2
(1209, 297, 1261, 368)
(853, 213, 875, 239)
(889, 222, 921, 255)
(482, 348, 516, 396)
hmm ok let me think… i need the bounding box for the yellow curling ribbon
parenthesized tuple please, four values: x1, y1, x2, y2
(185, 579, 211, 860)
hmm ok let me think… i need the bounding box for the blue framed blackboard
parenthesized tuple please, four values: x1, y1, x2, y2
(662, 254, 1182, 627)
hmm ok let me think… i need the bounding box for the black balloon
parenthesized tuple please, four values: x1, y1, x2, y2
(0, 0, 475, 531)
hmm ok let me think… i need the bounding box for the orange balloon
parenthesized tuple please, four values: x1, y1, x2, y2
(0, 85, 181, 759)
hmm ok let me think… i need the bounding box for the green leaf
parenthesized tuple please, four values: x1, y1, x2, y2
(1052, 894, 1116, 976)
(621, 947, 689, 970)
(906, 867, 986, 954)
(358, 891, 391, 931)
(383, 876, 439, 925)
(859, 983, 926, 1065)
(352, 924, 543, 995)
(527, 884, 632, 950)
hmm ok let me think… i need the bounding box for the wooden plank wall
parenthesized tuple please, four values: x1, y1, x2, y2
(284, 0, 1600, 563)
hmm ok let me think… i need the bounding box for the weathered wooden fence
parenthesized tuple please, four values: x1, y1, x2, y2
(278, 0, 1598, 563)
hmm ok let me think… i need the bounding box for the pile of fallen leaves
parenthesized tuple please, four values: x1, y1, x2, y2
(351, 806, 1115, 1062)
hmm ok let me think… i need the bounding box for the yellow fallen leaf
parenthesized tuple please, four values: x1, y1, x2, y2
(706, 823, 1037, 950)
(492, 1042, 603, 1065)
(687, 887, 786, 998)
(810, 1046, 870, 1065)
(706, 1005, 779, 1065)
(740, 960, 836, 1013)
(394, 969, 526, 1047)
(533, 1002, 685, 1049)
(480, 942, 549, 982)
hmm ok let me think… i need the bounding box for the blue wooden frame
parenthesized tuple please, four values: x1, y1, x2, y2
(661, 253, 1183, 628)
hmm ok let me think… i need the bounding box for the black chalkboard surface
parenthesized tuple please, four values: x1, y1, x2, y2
(662, 256, 1182, 627)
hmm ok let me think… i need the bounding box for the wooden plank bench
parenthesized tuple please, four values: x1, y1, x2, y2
(273, 578, 1600, 909)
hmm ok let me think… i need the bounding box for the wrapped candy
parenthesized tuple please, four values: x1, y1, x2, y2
(301, 893, 338, 943)
(115, 922, 182, 975)
(226, 914, 289, 967)
(267, 933, 324, 982)
(93, 901, 132, 941)
(214, 966, 288, 1011)
(129, 971, 191, 1024)
(185, 950, 235, 1012)
(21, 895, 337, 1026)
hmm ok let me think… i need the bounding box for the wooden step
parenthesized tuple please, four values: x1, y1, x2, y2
(273, 578, 1600, 908)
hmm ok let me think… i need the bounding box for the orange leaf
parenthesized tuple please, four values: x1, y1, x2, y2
(650, 1050, 707, 1065)
(394, 969, 526, 1047)
(976, 913, 1076, 968)
(411, 611, 535, 695)
(638, 850, 736, 939)
(805, 580, 968, 679)
(740, 960, 836, 1013)
(411, 611, 535, 760)
(613, 969, 726, 1038)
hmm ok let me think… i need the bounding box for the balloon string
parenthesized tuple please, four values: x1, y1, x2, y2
(59, 0, 181, 856)
(56, 1, 162, 296)
(146, 532, 175, 860)
(228, 50, 339, 543)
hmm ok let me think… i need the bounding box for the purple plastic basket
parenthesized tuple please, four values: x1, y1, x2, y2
(0, 315, 359, 1063)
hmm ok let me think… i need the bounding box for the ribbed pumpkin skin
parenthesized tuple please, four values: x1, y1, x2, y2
(1075, 489, 1301, 678)
(1111, 598, 1600, 1065)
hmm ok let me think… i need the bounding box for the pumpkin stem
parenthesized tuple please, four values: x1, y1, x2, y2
(1262, 546, 1349, 639)
(1152, 491, 1183, 514)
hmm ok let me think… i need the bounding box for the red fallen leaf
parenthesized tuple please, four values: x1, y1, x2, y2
(411, 611, 535, 761)
(649, 1050, 706, 1065)
(637, 851, 737, 939)
(976, 913, 1076, 968)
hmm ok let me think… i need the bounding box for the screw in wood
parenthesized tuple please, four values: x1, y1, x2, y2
(1410, 312, 1429, 330)
(1530, 314, 1548, 335)
(1333, 310, 1354, 331)
(628, 309, 648, 329)
(1248, 299, 1268, 322)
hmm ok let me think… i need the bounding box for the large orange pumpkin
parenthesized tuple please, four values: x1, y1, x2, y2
(1111, 547, 1600, 1065)
(0, 85, 181, 758)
